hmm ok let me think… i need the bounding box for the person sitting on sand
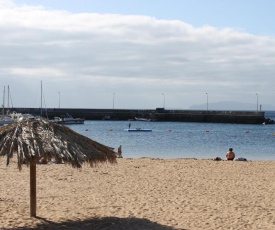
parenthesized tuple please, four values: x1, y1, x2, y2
(226, 148, 235, 161)
(38, 157, 48, 164)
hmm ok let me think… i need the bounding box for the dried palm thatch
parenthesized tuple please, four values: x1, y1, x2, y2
(0, 118, 117, 217)
(0, 118, 117, 169)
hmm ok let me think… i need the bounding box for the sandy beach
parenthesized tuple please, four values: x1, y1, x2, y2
(0, 158, 274, 230)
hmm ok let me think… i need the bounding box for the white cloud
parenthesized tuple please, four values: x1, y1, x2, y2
(7, 67, 65, 78)
(1, 2, 275, 110)
(0, 0, 14, 7)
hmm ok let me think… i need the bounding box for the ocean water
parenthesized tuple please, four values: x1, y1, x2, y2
(69, 111, 275, 161)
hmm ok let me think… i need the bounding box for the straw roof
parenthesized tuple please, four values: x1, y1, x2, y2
(0, 118, 117, 170)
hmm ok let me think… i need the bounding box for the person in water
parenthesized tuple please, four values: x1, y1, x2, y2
(117, 145, 123, 158)
(226, 148, 235, 160)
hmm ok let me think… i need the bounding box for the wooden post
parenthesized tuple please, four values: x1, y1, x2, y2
(30, 158, 36, 217)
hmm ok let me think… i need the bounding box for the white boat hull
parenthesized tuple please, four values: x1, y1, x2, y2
(51, 115, 85, 125)
(135, 117, 151, 122)
(124, 128, 152, 132)
(58, 119, 85, 125)
(0, 119, 14, 126)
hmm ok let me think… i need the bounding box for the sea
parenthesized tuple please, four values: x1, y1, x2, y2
(69, 111, 275, 161)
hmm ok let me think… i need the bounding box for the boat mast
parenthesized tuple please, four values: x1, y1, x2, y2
(7, 85, 9, 110)
(40, 81, 42, 118)
(2, 86, 5, 116)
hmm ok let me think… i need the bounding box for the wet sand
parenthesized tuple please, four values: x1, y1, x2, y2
(0, 158, 275, 230)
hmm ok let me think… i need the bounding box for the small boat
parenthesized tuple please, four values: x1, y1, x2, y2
(0, 112, 35, 126)
(135, 117, 151, 122)
(52, 114, 85, 125)
(10, 112, 35, 121)
(0, 115, 14, 126)
(0, 86, 14, 126)
(0, 86, 35, 126)
(124, 128, 152, 132)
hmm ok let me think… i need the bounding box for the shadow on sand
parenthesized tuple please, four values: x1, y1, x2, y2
(14, 216, 185, 230)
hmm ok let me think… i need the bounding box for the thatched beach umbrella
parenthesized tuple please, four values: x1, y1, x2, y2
(0, 118, 117, 217)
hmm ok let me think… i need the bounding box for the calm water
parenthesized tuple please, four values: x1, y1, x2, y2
(68, 111, 275, 161)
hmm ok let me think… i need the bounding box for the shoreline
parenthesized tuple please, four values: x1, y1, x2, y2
(133, 156, 275, 161)
(123, 157, 275, 163)
(1, 157, 275, 229)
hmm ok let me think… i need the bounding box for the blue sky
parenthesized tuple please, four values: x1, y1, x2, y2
(1, 0, 275, 110)
(14, 0, 275, 36)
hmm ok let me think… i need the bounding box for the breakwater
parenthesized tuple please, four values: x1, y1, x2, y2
(9, 107, 274, 124)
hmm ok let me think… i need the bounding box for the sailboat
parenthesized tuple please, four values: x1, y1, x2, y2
(0, 86, 14, 126)
(0, 86, 35, 126)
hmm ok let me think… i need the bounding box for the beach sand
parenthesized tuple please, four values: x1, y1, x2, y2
(0, 158, 274, 230)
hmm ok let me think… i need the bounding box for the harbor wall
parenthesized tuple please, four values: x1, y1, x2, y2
(8, 107, 273, 124)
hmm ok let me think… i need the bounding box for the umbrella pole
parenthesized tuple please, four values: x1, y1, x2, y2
(30, 157, 36, 217)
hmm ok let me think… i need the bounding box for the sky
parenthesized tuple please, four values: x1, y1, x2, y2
(1, 0, 275, 110)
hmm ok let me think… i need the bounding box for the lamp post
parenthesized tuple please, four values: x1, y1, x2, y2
(206, 93, 208, 111)
(58, 92, 60, 109)
(113, 93, 115, 110)
(162, 93, 165, 108)
(256, 93, 258, 112)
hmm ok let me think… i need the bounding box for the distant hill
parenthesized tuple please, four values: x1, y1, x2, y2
(189, 101, 275, 111)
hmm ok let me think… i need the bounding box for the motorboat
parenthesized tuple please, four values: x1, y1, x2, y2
(0, 112, 35, 126)
(10, 112, 35, 121)
(0, 86, 14, 126)
(52, 114, 85, 125)
(0, 86, 35, 126)
(0, 115, 14, 126)
(124, 128, 152, 132)
(135, 117, 151, 122)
